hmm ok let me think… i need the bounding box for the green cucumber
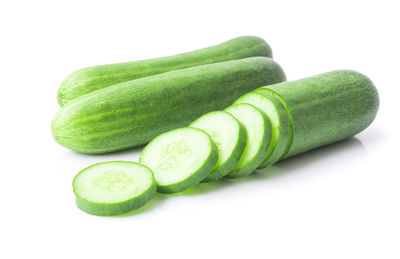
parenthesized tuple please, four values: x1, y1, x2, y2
(57, 36, 273, 106)
(52, 57, 286, 154)
(224, 104, 272, 178)
(73, 161, 156, 216)
(262, 70, 379, 158)
(189, 111, 246, 181)
(139, 127, 218, 193)
(235, 92, 291, 167)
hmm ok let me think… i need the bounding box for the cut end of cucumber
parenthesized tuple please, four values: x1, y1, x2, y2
(140, 127, 217, 193)
(73, 161, 156, 216)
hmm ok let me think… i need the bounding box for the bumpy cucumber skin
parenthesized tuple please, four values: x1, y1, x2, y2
(264, 70, 379, 158)
(57, 36, 273, 106)
(52, 57, 286, 154)
(73, 161, 157, 216)
(249, 90, 292, 167)
(139, 128, 218, 194)
(190, 111, 247, 182)
(224, 104, 273, 179)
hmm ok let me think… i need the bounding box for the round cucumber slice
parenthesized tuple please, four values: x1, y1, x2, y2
(235, 92, 291, 167)
(224, 103, 272, 178)
(73, 161, 156, 216)
(139, 127, 218, 193)
(190, 111, 246, 181)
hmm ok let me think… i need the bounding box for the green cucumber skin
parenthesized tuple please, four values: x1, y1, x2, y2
(250, 90, 292, 167)
(73, 161, 156, 216)
(57, 36, 273, 106)
(190, 111, 247, 182)
(224, 104, 273, 179)
(139, 127, 218, 194)
(263, 70, 379, 158)
(52, 57, 286, 154)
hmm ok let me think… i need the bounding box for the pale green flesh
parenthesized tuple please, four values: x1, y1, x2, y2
(73, 162, 154, 204)
(140, 128, 214, 187)
(225, 104, 266, 173)
(190, 111, 243, 179)
(234, 93, 279, 163)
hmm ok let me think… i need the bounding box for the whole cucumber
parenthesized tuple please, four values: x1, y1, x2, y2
(57, 36, 273, 106)
(52, 57, 286, 154)
(262, 70, 379, 158)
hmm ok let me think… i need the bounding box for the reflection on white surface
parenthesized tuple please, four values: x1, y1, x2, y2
(257, 137, 368, 178)
(162, 137, 368, 196)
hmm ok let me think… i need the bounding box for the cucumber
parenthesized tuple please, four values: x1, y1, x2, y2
(52, 57, 286, 154)
(139, 127, 218, 193)
(235, 92, 291, 167)
(224, 104, 272, 178)
(73, 161, 156, 216)
(189, 111, 246, 181)
(57, 36, 273, 106)
(262, 70, 379, 158)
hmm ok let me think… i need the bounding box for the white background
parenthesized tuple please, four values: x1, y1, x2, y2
(1, 0, 399, 258)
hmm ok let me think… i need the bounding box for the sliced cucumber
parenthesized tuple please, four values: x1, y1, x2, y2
(139, 127, 218, 193)
(234, 92, 291, 167)
(190, 111, 246, 181)
(224, 104, 272, 178)
(253, 88, 294, 161)
(73, 161, 156, 216)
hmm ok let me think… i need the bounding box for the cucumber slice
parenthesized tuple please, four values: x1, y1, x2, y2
(224, 104, 272, 178)
(253, 88, 294, 161)
(234, 92, 291, 167)
(190, 111, 246, 181)
(139, 127, 218, 193)
(73, 161, 156, 216)
(253, 87, 294, 160)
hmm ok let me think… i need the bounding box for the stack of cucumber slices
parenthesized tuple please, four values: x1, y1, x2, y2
(72, 87, 295, 216)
